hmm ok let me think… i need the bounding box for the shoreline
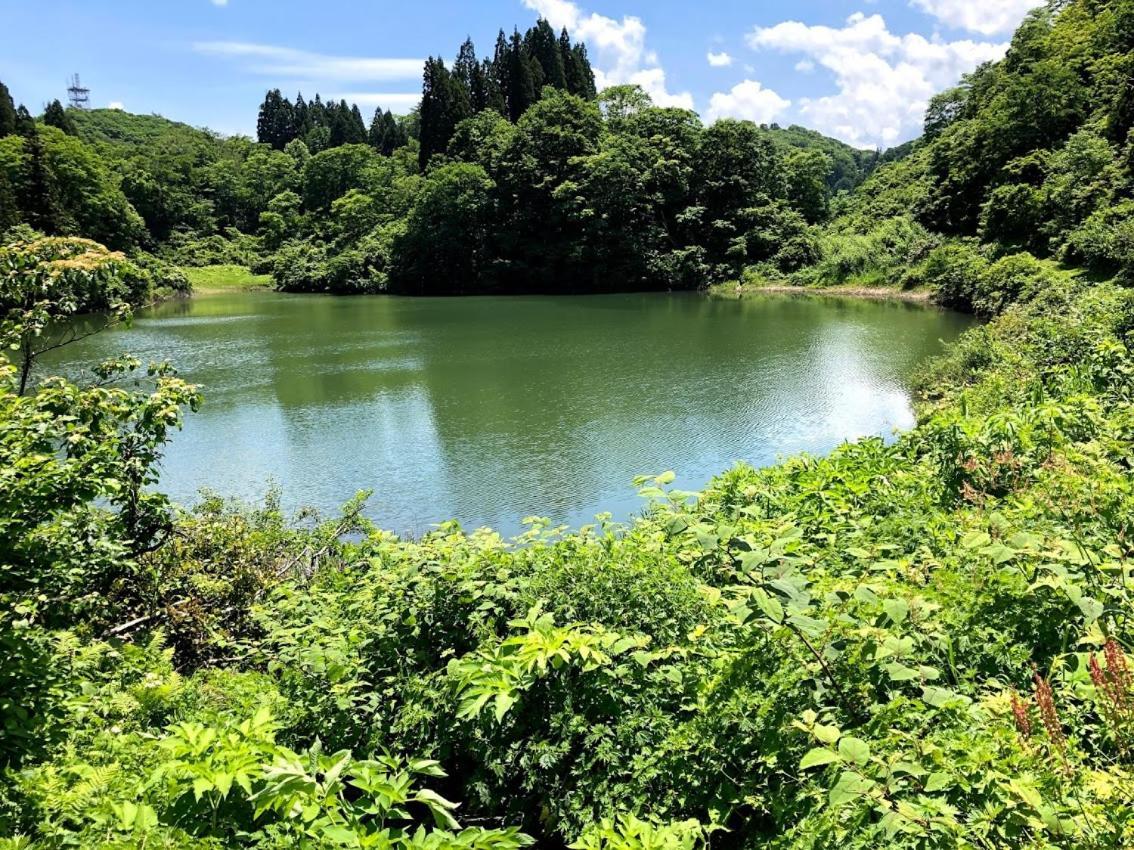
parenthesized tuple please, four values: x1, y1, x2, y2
(712, 283, 935, 304)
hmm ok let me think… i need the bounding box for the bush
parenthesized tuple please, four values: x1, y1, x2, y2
(158, 228, 259, 267)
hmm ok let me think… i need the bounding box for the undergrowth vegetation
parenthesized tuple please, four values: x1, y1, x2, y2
(5, 1, 1134, 847)
(4, 238, 1134, 847)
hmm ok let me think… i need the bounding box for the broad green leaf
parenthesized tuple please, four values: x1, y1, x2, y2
(884, 662, 919, 681)
(924, 772, 951, 793)
(882, 599, 909, 625)
(799, 747, 840, 770)
(838, 737, 870, 766)
(813, 723, 841, 745)
(828, 771, 874, 807)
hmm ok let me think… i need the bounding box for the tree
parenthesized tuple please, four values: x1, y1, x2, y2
(454, 38, 490, 113)
(419, 58, 472, 169)
(567, 41, 597, 100)
(389, 162, 495, 294)
(13, 110, 62, 234)
(293, 92, 310, 139)
(257, 89, 295, 150)
(348, 104, 368, 144)
(381, 110, 405, 155)
(369, 108, 386, 151)
(525, 19, 567, 91)
(785, 149, 831, 224)
(598, 85, 653, 126)
(505, 30, 537, 122)
(42, 100, 76, 136)
(490, 31, 513, 116)
(0, 80, 16, 137)
(301, 144, 383, 210)
(0, 237, 135, 394)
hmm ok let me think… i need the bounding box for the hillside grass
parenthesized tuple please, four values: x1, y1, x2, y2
(181, 264, 272, 292)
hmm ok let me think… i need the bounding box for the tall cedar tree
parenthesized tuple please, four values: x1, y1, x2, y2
(294, 93, 310, 139)
(383, 111, 406, 154)
(505, 29, 537, 122)
(525, 19, 567, 91)
(419, 58, 472, 168)
(0, 166, 17, 232)
(15, 107, 62, 232)
(257, 89, 295, 149)
(349, 104, 367, 144)
(455, 39, 490, 113)
(0, 81, 20, 137)
(368, 108, 386, 150)
(42, 100, 77, 136)
(490, 32, 512, 116)
(563, 33, 597, 99)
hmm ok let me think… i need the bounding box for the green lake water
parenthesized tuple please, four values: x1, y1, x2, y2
(43, 291, 974, 535)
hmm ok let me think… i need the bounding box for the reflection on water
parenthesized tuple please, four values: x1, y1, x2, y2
(42, 291, 974, 535)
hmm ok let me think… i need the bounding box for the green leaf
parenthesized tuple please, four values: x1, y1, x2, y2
(1077, 595, 1104, 624)
(922, 686, 969, 708)
(813, 723, 841, 745)
(882, 599, 909, 625)
(754, 590, 784, 624)
(961, 531, 992, 549)
(837, 737, 870, 766)
(192, 777, 213, 801)
(924, 772, 951, 793)
(799, 747, 840, 770)
(884, 662, 919, 681)
(828, 771, 874, 807)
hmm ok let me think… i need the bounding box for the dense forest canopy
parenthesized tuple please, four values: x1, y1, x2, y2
(798, 0, 1134, 312)
(6, 1, 1134, 847)
(0, 21, 879, 295)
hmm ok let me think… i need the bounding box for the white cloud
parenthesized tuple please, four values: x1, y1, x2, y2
(193, 41, 423, 82)
(910, 0, 1038, 36)
(707, 51, 733, 67)
(210, 0, 228, 6)
(795, 59, 815, 72)
(706, 79, 791, 123)
(744, 12, 1007, 146)
(108, 101, 125, 110)
(521, 0, 693, 108)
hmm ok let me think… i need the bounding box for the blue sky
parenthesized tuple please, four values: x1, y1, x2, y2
(0, 0, 1040, 148)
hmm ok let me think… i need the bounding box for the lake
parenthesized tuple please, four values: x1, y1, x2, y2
(42, 291, 974, 536)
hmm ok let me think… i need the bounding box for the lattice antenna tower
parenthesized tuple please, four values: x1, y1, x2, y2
(67, 73, 90, 109)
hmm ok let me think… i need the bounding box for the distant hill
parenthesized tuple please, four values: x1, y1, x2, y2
(762, 123, 884, 193)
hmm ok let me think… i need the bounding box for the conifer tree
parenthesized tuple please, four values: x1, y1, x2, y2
(0, 81, 19, 137)
(506, 29, 536, 122)
(381, 110, 404, 155)
(0, 165, 18, 232)
(294, 93, 310, 138)
(15, 107, 62, 232)
(369, 107, 387, 151)
(42, 99, 76, 136)
(569, 42, 597, 100)
(419, 57, 472, 168)
(454, 38, 489, 113)
(309, 94, 327, 130)
(483, 58, 507, 115)
(348, 103, 367, 144)
(490, 31, 512, 117)
(527, 19, 566, 91)
(256, 89, 295, 149)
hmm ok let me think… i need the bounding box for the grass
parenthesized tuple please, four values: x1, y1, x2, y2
(181, 264, 273, 293)
(709, 279, 933, 303)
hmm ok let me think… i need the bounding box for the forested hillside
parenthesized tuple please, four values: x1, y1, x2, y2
(794, 0, 1134, 312)
(4, 1, 1134, 848)
(0, 20, 874, 296)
